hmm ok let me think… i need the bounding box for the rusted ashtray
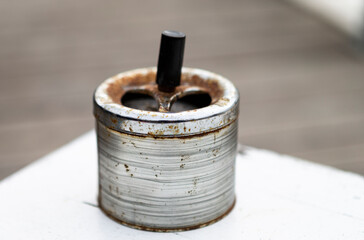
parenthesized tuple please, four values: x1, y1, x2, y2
(93, 67, 239, 231)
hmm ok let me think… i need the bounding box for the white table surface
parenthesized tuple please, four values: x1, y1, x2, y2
(1, 131, 364, 240)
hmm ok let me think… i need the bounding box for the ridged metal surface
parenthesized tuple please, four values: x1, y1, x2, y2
(94, 67, 239, 231)
(97, 121, 237, 230)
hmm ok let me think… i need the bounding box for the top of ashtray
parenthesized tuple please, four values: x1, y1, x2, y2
(93, 31, 239, 137)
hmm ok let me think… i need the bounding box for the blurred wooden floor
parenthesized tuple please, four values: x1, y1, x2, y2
(1, 0, 364, 180)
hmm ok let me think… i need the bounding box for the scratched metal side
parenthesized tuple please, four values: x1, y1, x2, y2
(97, 120, 237, 230)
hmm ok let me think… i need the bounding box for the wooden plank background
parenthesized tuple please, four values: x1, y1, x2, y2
(1, 0, 364, 179)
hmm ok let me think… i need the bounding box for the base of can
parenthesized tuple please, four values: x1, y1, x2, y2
(98, 195, 236, 232)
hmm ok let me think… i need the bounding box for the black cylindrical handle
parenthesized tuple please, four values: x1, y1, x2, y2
(156, 30, 186, 92)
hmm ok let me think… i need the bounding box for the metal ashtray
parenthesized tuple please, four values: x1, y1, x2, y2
(93, 31, 239, 231)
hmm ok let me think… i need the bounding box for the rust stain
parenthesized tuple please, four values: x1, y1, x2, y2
(180, 74, 223, 104)
(105, 118, 235, 139)
(111, 118, 117, 124)
(181, 155, 190, 161)
(215, 97, 230, 107)
(98, 194, 236, 232)
(107, 72, 155, 104)
(106, 70, 223, 107)
(124, 164, 130, 172)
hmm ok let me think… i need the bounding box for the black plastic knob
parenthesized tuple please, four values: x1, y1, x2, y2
(156, 30, 186, 92)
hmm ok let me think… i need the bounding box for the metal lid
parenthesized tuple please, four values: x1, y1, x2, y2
(93, 67, 239, 137)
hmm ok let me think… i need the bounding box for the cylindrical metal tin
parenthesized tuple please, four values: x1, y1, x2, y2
(94, 67, 239, 231)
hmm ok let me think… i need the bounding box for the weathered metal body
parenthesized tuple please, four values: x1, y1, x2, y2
(94, 67, 239, 231)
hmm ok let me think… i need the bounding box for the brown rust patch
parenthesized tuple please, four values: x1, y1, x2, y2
(180, 155, 190, 161)
(124, 164, 130, 172)
(107, 72, 156, 104)
(106, 70, 223, 107)
(111, 118, 117, 124)
(98, 194, 236, 232)
(180, 74, 223, 104)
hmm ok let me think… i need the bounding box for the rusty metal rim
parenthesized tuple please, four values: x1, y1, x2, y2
(94, 67, 238, 122)
(93, 96, 239, 124)
(97, 112, 237, 139)
(103, 117, 236, 139)
(93, 67, 239, 137)
(93, 102, 238, 137)
(98, 195, 236, 232)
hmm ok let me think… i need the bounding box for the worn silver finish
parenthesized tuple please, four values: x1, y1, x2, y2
(94, 67, 239, 231)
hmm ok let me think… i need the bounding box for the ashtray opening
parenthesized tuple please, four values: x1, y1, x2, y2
(170, 92, 211, 112)
(121, 92, 159, 111)
(121, 90, 211, 112)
